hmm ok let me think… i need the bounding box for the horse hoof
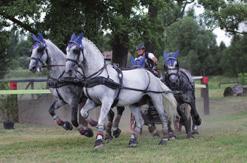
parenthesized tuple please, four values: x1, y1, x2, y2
(105, 133, 113, 143)
(159, 138, 168, 145)
(192, 130, 199, 135)
(186, 134, 194, 139)
(113, 128, 121, 138)
(168, 132, 176, 140)
(194, 116, 202, 126)
(153, 132, 160, 138)
(84, 128, 94, 137)
(128, 138, 138, 148)
(63, 121, 73, 130)
(94, 139, 104, 149)
(79, 128, 94, 137)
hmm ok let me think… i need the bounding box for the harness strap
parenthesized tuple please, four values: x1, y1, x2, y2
(85, 87, 93, 101)
(111, 65, 123, 107)
(31, 57, 46, 67)
(55, 88, 67, 104)
(122, 86, 179, 94)
(86, 63, 107, 79)
(143, 71, 151, 93)
(48, 71, 67, 103)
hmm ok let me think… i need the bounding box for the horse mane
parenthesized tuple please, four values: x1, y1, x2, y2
(45, 39, 66, 57)
(83, 37, 104, 60)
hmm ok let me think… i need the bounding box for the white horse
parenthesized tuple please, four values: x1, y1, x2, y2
(65, 33, 177, 149)
(28, 33, 95, 137)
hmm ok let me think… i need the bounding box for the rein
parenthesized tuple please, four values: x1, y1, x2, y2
(42, 64, 65, 68)
(65, 42, 180, 96)
(31, 48, 66, 69)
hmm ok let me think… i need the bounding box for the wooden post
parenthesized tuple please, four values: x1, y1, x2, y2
(202, 84, 210, 115)
(201, 76, 210, 115)
(9, 81, 19, 122)
(31, 82, 34, 99)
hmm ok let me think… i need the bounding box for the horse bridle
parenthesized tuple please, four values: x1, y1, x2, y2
(66, 42, 108, 80)
(31, 43, 65, 69)
(31, 45, 49, 68)
(165, 58, 180, 84)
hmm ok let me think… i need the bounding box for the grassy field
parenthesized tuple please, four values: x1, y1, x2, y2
(0, 96, 247, 163)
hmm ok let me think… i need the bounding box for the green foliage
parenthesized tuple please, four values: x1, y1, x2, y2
(0, 0, 246, 76)
(0, 82, 18, 122)
(164, 17, 222, 75)
(221, 35, 247, 76)
(0, 31, 10, 78)
(199, 0, 247, 34)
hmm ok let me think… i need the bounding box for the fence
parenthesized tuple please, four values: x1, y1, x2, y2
(193, 76, 209, 115)
(0, 76, 209, 125)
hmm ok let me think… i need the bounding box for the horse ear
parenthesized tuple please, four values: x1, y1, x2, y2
(173, 50, 180, 58)
(77, 32, 84, 40)
(70, 33, 76, 42)
(76, 32, 83, 47)
(37, 33, 45, 43)
(31, 33, 39, 42)
(163, 52, 168, 61)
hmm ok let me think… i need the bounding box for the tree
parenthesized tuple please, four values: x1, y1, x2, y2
(221, 34, 247, 76)
(0, 31, 10, 78)
(165, 16, 219, 75)
(198, 0, 247, 35)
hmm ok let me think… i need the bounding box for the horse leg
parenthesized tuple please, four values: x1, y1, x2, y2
(146, 101, 159, 137)
(78, 99, 96, 137)
(192, 122, 199, 135)
(94, 99, 114, 149)
(148, 123, 159, 137)
(49, 100, 73, 130)
(150, 95, 170, 145)
(190, 93, 201, 126)
(105, 109, 114, 141)
(128, 105, 144, 147)
(183, 104, 193, 139)
(70, 103, 93, 137)
(112, 106, 125, 138)
(71, 103, 79, 128)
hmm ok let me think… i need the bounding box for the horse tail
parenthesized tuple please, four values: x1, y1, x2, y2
(159, 80, 178, 131)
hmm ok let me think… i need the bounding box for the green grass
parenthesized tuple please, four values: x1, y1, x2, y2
(0, 96, 247, 163)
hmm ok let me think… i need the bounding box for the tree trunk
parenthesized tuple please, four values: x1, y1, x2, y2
(112, 33, 129, 68)
(143, 3, 158, 53)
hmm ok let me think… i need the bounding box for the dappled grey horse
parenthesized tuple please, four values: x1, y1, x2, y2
(65, 33, 177, 149)
(163, 51, 202, 138)
(28, 33, 95, 137)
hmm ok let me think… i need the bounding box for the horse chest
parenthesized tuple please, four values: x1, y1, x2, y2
(83, 86, 115, 102)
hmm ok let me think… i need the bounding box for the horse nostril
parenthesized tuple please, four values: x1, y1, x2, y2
(66, 69, 73, 76)
(29, 66, 36, 72)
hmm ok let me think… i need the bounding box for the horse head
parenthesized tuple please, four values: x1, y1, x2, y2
(29, 33, 48, 73)
(65, 33, 84, 76)
(163, 50, 180, 83)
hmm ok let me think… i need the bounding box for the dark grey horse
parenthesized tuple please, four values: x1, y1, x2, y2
(163, 51, 202, 138)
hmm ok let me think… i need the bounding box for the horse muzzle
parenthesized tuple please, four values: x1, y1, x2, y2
(169, 74, 178, 83)
(29, 64, 37, 73)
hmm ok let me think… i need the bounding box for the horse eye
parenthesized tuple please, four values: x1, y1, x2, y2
(37, 47, 45, 53)
(73, 48, 80, 55)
